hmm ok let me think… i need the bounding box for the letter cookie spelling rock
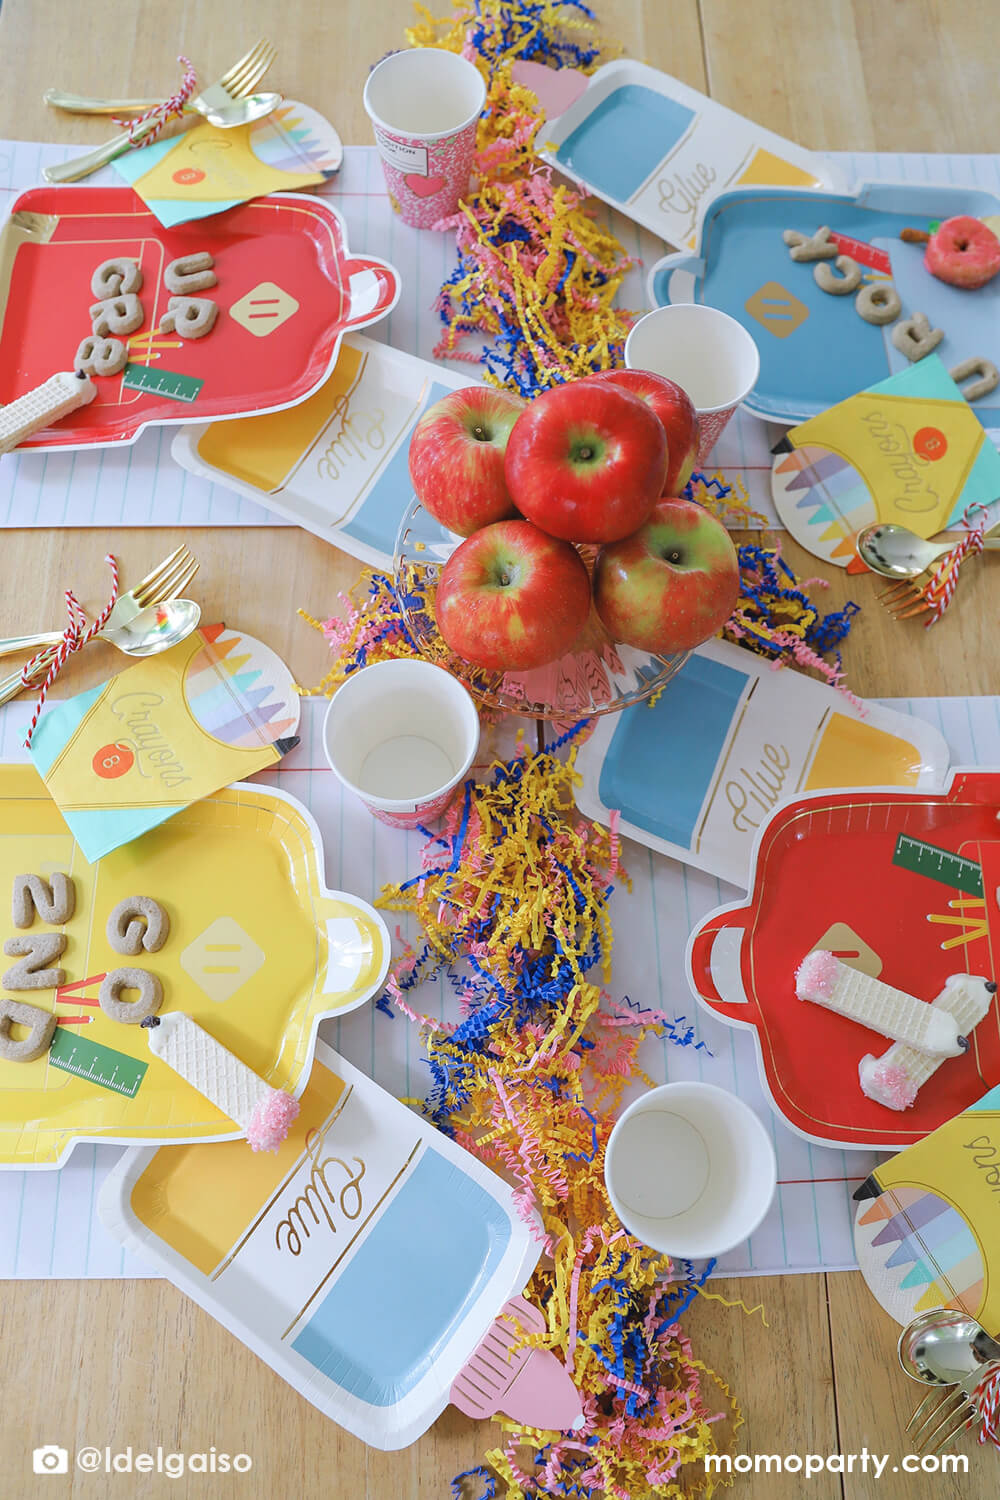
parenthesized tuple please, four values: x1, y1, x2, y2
(99, 967, 163, 1025)
(814, 256, 862, 295)
(90, 294, 144, 338)
(164, 252, 216, 295)
(11, 872, 75, 928)
(859, 974, 996, 1110)
(0, 998, 56, 1063)
(2, 934, 67, 990)
(91, 258, 143, 299)
(160, 297, 218, 340)
(783, 226, 838, 262)
(142, 1012, 300, 1152)
(74, 335, 127, 378)
(855, 282, 902, 325)
(950, 356, 1000, 402)
(891, 312, 944, 362)
(107, 896, 170, 956)
(795, 950, 967, 1056)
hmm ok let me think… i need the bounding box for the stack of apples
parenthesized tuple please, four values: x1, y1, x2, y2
(407, 371, 740, 672)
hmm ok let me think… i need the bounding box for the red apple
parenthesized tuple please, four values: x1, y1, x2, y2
(594, 498, 739, 654)
(435, 519, 591, 672)
(582, 368, 699, 495)
(409, 386, 525, 536)
(503, 381, 667, 544)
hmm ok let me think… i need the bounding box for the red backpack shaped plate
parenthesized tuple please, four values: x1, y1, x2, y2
(685, 770, 1000, 1150)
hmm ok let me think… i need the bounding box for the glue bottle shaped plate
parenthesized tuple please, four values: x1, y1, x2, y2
(99, 1042, 540, 1450)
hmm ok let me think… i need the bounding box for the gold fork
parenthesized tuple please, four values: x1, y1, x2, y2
(44, 40, 277, 184)
(906, 1364, 997, 1456)
(877, 562, 947, 620)
(0, 547, 199, 706)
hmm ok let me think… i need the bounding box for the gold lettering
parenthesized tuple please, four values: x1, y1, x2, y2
(273, 1128, 369, 1256)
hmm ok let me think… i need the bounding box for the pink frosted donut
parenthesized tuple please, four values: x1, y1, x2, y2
(925, 216, 1000, 289)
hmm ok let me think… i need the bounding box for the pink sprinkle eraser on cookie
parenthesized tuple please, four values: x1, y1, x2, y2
(247, 1090, 300, 1153)
(795, 949, 838, 1000)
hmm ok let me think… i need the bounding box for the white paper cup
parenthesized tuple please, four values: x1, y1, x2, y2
(604, 1081, 776, 1259)
(363, 49, 486, 230)
(323, 660, 480, 829)
(625, 305, 760, 467)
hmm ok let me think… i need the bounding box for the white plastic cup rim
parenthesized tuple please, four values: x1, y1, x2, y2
(603, 1080, 777, 1260)
(363, 48, 486, 143)
(624, 304, 761, 417)
(322, 658, 480, 813)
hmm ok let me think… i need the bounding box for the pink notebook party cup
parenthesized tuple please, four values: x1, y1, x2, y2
(363, 48, 486, 229)
(625, 304, 761, 465)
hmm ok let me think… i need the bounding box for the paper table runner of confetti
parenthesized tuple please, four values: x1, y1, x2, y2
(1, 142, 999, 530)
(0, 690, 998, 1279)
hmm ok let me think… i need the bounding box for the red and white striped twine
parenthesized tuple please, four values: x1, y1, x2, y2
(923, 502, 989, 627)
(975, 1363, 1000, 1448)
(21, 554, 120, 749)
(112, 56, 197, 147)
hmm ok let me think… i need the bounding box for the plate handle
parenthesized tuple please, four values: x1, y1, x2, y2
(646, 251, 704, 309)
(947, 770, 1000, 805)
(341, 255, 401, 330)
(686, 912, 760, 1024)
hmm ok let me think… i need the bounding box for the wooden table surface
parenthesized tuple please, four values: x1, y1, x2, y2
(0, 3, 997, 1497)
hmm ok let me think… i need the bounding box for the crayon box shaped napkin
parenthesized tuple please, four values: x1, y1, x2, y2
(29, 625, 300, 862)
(854, 1083, 1000, 1334)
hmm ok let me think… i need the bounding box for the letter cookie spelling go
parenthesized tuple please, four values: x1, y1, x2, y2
(99, 967, 164, 1025)
(107, 896, 170, 957)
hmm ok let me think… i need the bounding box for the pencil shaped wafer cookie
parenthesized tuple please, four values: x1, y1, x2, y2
(859, 973, 996, 1109)
(795, 950, 967, 1056)
(142, 1012, 299, 1152)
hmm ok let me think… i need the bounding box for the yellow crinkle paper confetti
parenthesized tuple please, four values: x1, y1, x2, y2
(375, 733, 744, 1497)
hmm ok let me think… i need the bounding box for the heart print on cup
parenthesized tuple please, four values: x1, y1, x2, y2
(363, 48, 486, 229)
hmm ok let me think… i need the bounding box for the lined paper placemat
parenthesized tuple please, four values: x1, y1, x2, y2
(2, 143, 999, 532)
(0, 689, 997, 1278)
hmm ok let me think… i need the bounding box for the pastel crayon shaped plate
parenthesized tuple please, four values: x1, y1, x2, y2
(99, 1042, 540, 1450)
(684, 769, 1000, 1150)
(0, 185, 400, 450)
(0, 765, 389, 1167)
(172, 335, 476, 570)
(537, 58, 845, 249)
(647, 181, 1000, 431)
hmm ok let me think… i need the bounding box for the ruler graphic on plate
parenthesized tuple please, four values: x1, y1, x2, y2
(123, 363, 204, 404)
(892, 833, 984, 897)
(48, 1028, 147, 1097)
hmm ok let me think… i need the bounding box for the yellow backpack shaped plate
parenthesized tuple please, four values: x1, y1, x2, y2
(0, 766, 389, 1167)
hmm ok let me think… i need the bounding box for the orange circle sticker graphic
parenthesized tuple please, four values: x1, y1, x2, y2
(93, 742, 134, 779)
(914, 427, 947, 461)
(172, 167, 206, 185)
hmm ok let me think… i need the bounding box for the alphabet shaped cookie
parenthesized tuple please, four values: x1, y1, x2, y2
(0, 998, 56, 1063)
(891, 312, 944, 362)
(783, 226, 838, 262)
(75, 335, 128, 378)
(164, 252, 217, 295)
(814, 255, 862, 295)
(11, 873, 75, 929)
(2, 933, 67, 991)
(160, 297, 218, 340)
(90, 294, 144, 338)
(91, 258, 143, 299)
(99, 967, 163, 1025)
(950, 356, 999, 402)
(107, 896, 170, 957)
(855, 282, 902, 325)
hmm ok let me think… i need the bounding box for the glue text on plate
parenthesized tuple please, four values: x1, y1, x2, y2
(273, 1127, 367, 1256)
(657, 161, 716, 236)
(316, 393, 387, 484)
(109, 693, 191, 789)
(724, 742, 791, 833)
(860, 409, 940, 514)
